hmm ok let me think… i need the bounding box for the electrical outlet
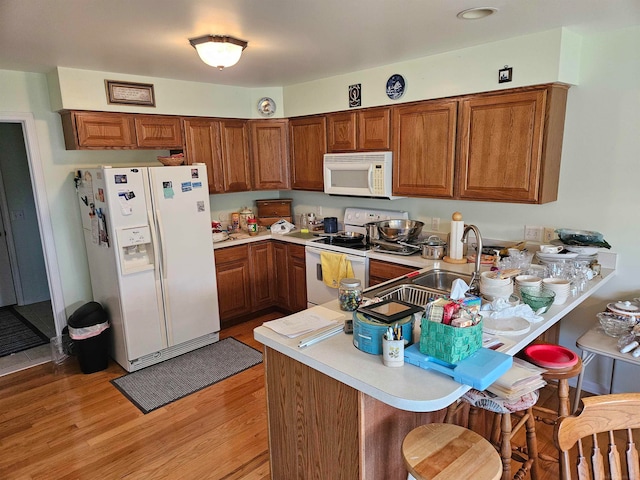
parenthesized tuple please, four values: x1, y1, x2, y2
(524, 225, 543, 242)
(543, 227, 558, 243)
(317, 206, 322, 216)
(431, 217, 440, 231)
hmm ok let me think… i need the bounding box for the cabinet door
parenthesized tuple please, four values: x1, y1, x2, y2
(368, 259, 417, 287)
(288, 244, 308, 312)
(182, 118, 224, 193)
(358, 107, 391, 150)
(289, 116, 327, 191)
(62, 111, 137, 149)
(272, 242, 291, 310)
(456, 88, 550, 203)
(135, 115, 183, 148)
(220, 120, 252, 192)
(393, 100, 457, 198)
(214, 245, 252, 324)
(249, 241, 275, 310)
(327, 112, 357, 152)
(249, 120, 290, 190)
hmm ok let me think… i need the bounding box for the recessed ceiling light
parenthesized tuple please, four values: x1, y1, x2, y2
(457, 7, 498, 20)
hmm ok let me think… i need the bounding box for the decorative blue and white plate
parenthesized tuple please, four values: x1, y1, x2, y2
(386, 74, 406, 100)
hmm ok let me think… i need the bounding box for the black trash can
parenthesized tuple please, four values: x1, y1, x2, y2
(67, 302, 110, 374)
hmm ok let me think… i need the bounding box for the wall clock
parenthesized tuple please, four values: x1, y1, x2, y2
(386, 74, 406, 100)
(257, 97, 276, 117)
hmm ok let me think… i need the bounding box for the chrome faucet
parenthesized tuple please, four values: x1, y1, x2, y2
(461, 224, 483, 294)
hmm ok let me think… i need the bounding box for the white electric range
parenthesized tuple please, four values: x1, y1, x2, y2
(304, 207, 409, 307)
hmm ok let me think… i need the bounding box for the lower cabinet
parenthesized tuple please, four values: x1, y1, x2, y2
(273, 241, 307, 313)
(368, 259, 417, 286)
(215, 240, 306, 327)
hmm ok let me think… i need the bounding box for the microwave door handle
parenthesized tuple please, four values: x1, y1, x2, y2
(367, 164, 374, 193)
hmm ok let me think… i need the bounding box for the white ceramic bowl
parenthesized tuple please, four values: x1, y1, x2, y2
(542, 278, 571, 304)
(480, 271, 512, 286)
(480, 282, 514, 300)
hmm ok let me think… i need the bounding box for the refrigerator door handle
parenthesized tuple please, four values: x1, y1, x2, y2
(156, 211, 168, 280)
(147, 210, 161, 281)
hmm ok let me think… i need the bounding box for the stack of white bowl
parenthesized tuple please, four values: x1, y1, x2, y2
(542, 278, 571, 304)
(480, 271, 513, 299)
(514, 275, 542, 295)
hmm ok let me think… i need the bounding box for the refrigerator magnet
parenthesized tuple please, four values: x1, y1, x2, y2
(181, 182, 192, 192)
(191, 168, 199, 179)
(163, 181, 174, 199)
(197, 201, 205, 213)
(192, 181, 202, 189)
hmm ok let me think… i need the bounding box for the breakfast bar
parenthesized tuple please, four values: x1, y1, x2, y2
(254, 267, 615, 480)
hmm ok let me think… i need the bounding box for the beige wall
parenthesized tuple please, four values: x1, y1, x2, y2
(1, 25, 638, 393)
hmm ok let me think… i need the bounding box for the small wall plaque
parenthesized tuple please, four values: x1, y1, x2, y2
(105, 80, 156, 107)
(349, 83, 361, 108)
(498, 66, 513, 84)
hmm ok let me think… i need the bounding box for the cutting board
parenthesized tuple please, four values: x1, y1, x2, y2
(404, 343, 513, 390)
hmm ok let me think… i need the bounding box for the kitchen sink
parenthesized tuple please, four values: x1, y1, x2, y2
(411, 269, 472, 292)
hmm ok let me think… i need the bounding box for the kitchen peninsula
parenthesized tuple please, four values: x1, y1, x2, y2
(253, 266, 615, 480)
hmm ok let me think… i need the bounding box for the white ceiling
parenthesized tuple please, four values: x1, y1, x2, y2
(1, 0, 639, 88)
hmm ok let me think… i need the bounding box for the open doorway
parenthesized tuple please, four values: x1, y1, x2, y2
(0, 113, 65, 375)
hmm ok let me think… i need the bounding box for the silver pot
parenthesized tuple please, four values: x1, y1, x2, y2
(364, 222, 379, 244)
(421, 235, 447, 260)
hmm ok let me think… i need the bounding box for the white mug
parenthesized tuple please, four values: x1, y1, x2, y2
(540, 244, 563, 254)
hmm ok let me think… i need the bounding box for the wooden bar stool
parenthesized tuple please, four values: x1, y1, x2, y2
(402, 423, 503, 480)
(445, 390, 541, 480)
(532, 357, 583, 423)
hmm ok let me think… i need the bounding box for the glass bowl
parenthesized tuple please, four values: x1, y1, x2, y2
(597, 312, 634, 337)
(519, 287, 555, 314)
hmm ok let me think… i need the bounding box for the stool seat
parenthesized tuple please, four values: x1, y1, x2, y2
(403, 423, 502, 480)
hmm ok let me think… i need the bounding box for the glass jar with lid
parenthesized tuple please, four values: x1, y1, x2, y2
(338, 278, 363, 311)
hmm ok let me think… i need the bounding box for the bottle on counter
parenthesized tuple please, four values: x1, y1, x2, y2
(248, 216, 258, 236)
(339, 278, 363, 312)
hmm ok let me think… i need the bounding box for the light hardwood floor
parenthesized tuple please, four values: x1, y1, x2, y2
(0, 312, 582, 480)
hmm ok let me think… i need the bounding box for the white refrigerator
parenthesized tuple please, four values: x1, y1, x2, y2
(75, 164, 220, 371)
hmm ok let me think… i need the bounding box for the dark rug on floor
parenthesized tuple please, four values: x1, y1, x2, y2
(0, 306, 49, 357)
(111, 337, 263, 414)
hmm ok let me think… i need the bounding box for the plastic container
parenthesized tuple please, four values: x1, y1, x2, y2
(338, 278, 362, 311)
(247, 217, 258, 235)
(67, 302, 110, 374)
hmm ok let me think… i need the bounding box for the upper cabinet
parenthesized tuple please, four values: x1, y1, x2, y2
(456, 84, 568, 204)
(134, 115, 183, 148)
(60, 111, 181, 150)
(327, 107, 391, 152)
(249, 119, 290, 190)
(392, 100, 458, 198)
(289, 115, 327, 191)
(182, 118, 251, 194)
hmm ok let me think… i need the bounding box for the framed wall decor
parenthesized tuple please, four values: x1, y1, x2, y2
(105, 80, 156, 107)
(498, 66, 513, 84)
(349, 83, 361, 108)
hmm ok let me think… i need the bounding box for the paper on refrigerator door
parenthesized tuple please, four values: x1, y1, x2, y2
(262, 306, 346, 338)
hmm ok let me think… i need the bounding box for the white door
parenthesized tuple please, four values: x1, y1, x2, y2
(148, 165, 220, 345)
(0, 206, 17, 306)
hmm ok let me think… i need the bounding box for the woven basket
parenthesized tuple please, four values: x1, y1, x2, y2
(157, 156, 184, 166)
(420, 317, 483, 364)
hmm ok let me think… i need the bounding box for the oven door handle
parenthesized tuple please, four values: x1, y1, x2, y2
(306, 246, 367, 264)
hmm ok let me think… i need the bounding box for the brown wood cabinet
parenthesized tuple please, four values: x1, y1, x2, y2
(182, 118, 251, 193)
(60, 111, 182, 149)
(249, 241, 275, 311)
(134, 115, 183, 148)
(214, 244, 252, 326)
(456, 84, 568, 204)
(392, 100, 458, 198)
(327, 107, 391, 152)
(273, 241, 307, 313)
(249, 119, 290, 190)
(368, 259, 418, 286)
(289, 116, 327, 191)
(182, 118, 224, 193)
(264, 347, 443, 480)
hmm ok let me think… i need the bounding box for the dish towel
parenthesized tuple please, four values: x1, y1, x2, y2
(320, 251, 354, 288)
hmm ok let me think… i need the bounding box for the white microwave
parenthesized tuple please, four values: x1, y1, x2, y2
(323, 152, 403, 199)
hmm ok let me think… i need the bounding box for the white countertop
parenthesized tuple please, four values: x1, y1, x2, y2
(254, 268, 616, 413)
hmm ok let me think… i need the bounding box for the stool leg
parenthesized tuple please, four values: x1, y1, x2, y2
(468, 405, 480, 432)
(500, 413, 512, 480)
(557, 379, 570, 418)
(524, 407, 540, 480)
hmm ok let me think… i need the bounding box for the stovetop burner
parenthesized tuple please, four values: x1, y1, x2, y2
(314, 236, 369, 251)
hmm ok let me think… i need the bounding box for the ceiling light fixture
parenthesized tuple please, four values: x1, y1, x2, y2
(456, 7, 498, 20)
(189, 35, 248, 70)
